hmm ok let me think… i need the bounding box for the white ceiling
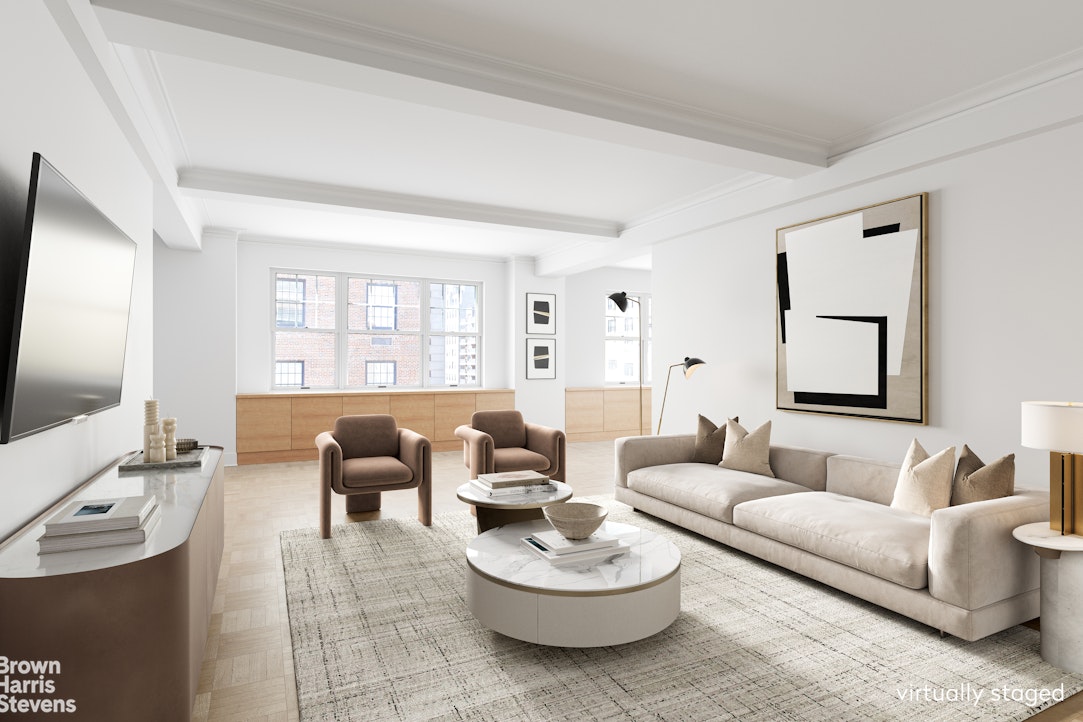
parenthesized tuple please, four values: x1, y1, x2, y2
(85, 0, 1083, 272)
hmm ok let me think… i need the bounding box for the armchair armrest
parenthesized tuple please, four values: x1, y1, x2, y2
(614, 434, 697, 488)
(524, 423, 566, 482)
(928, 489, 1049, 609)
(454, 424, 493, 480)
(316, 431, 342, 486)
(397, 428, 432, 482)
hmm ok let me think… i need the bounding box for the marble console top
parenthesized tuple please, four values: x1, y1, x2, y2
(466, 519, 681, 595)
(1013, 521, 1083, 552)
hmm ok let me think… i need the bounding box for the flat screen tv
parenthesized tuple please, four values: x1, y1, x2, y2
(1, 153, 137, 443)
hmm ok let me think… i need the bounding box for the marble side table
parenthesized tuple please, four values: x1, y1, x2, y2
(1013, 522, 1083, 673)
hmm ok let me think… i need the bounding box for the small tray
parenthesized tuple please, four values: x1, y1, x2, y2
(119, 446, 207, 472)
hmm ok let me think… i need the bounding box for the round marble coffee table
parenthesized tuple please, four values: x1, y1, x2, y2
(465, 519, 681, 647)
(456, 481, 572, 533)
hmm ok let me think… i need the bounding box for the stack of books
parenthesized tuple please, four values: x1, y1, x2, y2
(470, 470, 556, 497)
(37, 495, 161, 555)
(520, 527, 630, 567)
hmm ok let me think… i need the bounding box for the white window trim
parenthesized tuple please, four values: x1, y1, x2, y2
(269, 269, 483, 390)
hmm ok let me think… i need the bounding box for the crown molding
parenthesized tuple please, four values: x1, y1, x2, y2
(234, 231, 510, 265)
(92, 0, 827, 177)
(179, 167, 621, 237)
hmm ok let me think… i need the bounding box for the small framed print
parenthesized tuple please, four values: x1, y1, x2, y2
(526, 338, 556, 379)
(526, 293, 555, 334)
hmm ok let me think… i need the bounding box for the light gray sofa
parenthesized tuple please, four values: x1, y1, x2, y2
(614, 434, 1049, 641)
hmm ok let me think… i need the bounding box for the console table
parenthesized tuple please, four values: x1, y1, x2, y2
(0, 447, 224, 721)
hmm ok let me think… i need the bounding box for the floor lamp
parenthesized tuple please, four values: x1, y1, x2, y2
(608, 291, 644, 436)
(1021, 401, 1083, 535)
(657, 357, 706, 435)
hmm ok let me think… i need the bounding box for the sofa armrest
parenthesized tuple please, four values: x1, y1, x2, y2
(614, 434, 696, 489)
(928, 490, 1048, 609)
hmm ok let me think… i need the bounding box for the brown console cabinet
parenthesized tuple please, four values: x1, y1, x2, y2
(236, 389, 515, 464)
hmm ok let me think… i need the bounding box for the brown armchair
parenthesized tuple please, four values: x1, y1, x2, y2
(454, 410, 566, 483)
(316, 414, 431, 538)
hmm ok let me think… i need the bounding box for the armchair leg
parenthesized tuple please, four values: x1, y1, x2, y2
(346, 493, 381, 513)
(418, 479, 432, 526)
(320, 480, 331, 539)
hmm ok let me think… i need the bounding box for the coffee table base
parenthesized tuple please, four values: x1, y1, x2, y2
(473, 505, 545, 533)
(467, 565, 680, 647)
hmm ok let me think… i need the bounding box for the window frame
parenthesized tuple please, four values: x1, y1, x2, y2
(270, 268, 482, 390)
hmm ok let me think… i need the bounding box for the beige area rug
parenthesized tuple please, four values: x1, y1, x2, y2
(281, 499, 1082, 721)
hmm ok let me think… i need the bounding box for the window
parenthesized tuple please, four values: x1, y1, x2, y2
(604, 293, 652, 385)
(366, 361, 396, 385)
(274, 360, 304, 386)
(272, 270, 481, 389)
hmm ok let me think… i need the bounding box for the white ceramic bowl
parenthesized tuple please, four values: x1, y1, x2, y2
(543, 502, 608, 539)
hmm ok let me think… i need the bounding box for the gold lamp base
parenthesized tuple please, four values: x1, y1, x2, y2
(1050, 451, 1083, 535)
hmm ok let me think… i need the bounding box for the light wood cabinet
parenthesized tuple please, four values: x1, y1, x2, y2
(566, 387, 651, 442)
(236, 389, 515, 464)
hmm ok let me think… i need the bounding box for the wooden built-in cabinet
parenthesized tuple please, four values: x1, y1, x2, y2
(565, 387, 651, 442)
(236, 389, 515, 464)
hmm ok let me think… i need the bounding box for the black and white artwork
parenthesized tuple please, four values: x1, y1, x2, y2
(776, 193, 927, 423)
(526, 293, 555, 334)
(526, 338, 556, 379)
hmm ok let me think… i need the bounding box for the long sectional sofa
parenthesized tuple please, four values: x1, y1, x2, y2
(614, 434, 1048, 641)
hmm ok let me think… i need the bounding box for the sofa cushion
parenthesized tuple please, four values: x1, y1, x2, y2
(826, 455, 899, 504)
(733, 492, 932, 589)
(692, 415, 734, 464)
(720, 420, 774, 477)
(493, 447, 550, 473)
(951, 445, 1015, 506)
(627, 463, 809, 524)
(890, 439, 955, 517)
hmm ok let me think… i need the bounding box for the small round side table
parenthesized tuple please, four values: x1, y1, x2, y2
(456, 481, 572, 533)
(1012, 522, 1083, 673)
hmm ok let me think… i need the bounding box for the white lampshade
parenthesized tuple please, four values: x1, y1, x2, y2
(1021, 401, 1083, 453)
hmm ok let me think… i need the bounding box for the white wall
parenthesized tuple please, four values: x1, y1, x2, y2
(235, 241, 511, 393)
(564, 266, 651, 388)
(653, 120, 1083, 490)
(508, 257, 565, 428)
(154, 233, 238, 464)
(0, 3, 153, 540)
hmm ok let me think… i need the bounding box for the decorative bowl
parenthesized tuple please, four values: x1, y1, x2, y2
(543, 502, 608, 539)
(175, 438, 199, 453)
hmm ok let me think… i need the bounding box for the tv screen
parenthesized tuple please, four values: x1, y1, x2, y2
(1, 153, 137, 443)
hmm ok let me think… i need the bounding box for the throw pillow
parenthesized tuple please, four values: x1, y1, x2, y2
(951, 445, 1015, 505)
(691, 415, 737, 464)
(720, 419, 775, 477)
(890, 439, 956, 517)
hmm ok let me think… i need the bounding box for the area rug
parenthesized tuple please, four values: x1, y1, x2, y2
(281, 499, 1082, 721)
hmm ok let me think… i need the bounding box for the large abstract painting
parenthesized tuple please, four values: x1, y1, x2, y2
(776, 193, 927, 424)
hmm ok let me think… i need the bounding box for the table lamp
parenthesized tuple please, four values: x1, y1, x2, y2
(1021, 401, 1083, 535)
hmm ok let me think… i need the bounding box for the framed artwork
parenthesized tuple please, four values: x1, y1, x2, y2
(526, 293, 555, 334)
(776, 193, 928, 424)
(526, 338, 556, 379)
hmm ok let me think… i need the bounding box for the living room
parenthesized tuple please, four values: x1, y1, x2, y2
(2, 1, 1083, 720)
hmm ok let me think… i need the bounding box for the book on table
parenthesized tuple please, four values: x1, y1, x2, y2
(530, 528, 619, 555)
(468, 479, 556, 497)
(475, 470, 550, 489)
(520, 535, 630, 567)
(37, 504, 162, 554)
(42, 494, 156, 536)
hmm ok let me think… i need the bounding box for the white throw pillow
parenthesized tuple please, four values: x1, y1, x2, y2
(890, 439, 955, 517)
(719, 420, 775, 477)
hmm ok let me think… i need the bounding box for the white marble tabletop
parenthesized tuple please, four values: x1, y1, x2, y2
(466, 519, 681, 594)
(456, 480, 572, 509)
(1013, 521, 1083, 552)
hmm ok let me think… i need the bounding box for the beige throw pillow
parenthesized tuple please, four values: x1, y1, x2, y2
(951, 445, 1015, 505)
(692, 415, 737, 464)
(890, 439, 956, 517)
(720, 420, 774, 477)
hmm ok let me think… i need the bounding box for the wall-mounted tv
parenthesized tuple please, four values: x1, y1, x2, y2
(1, 153, 137, 443)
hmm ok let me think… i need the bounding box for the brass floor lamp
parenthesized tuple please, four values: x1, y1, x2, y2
(657, 357, 706, 434)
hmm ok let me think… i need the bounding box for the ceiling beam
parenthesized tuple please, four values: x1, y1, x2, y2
(92, 0, 828, 178)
